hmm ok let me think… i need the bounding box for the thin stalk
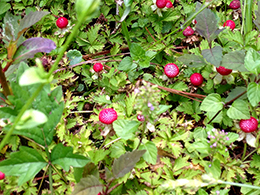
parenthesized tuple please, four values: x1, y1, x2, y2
(48, 164, 54, 195)
(38, 164, 49, 193)
(219, 180, 260, 190)
(51, 163, 68, 184)
(135, 119, 147, 150)
(241, 142, 247, 161)
(121, 21, 131, 47)
(241, 0, 246, 35)
(244, 0, 253, 35)
(0, 64, 12, 97)
(243, 148, 257, 161)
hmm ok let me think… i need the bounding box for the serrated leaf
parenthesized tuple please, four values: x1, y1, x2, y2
(178, 54, 207, 68)
(247, 82, 260, 107)
(13, 37, 56, 64)
(125, 93, 136, 117)
(221, 50, 247, 72)
(245, 48, 260, 74)
(87, 149, 110, 165)
(0, 146, 47, 186)
(72, 175, 103, 195)
(130, 43, 145, 61)
(227, 99, 250, 120)
(139, 141, 157, 165)
(250, 154, 260, 169)
(200, 93, 223, 112)
(112, 150, 146, 178)
(113, 120, 141, 140)
(202, 46, 223, 67)
(67, 50, 82, 65)
(51, 143, 90, 172)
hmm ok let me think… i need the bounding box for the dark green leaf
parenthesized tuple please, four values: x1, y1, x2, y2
(130, 43, 145, 61)
(118, 56, 136, 71)
(178, 54, 207, 68)
(202, 46, 223, 67)
(51, 143, 90, 172)
(200, 93, 223, 112)
(0, 146, 47, 186)
(247, 82, 260, 107)
(227, 99, 250, 120)
(113, 120, 141, 140)
(225, 86, 247, 103)
(72, 175, 103, 195)
(0, 2, 11, 15)
(139, 55, 151, 68)
(67, 50, 83, 65)
(112, 150, 146, 178)
(221, 50, 247, 72)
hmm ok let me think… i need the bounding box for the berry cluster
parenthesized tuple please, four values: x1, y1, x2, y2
(156, 0, 173, 9)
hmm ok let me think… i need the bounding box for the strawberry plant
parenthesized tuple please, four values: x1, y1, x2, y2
(56, 16, 68, 29)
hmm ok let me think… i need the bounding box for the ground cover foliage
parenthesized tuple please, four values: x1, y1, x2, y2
(1, 0, 260, 194)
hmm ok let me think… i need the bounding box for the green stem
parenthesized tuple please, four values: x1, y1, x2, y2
(244, 0, 253, 35)
(241, 142, 247, 161)
(219, 180, 260, 190)
(121, 21, 131, 48)
(135, 118, 147, 150)
(51, 163, 68, 184)
(48, 164, 54, 195)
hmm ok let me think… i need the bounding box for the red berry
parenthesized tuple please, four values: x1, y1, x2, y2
(0, 171, 5, 180)
(216, 66, 232, 75)
(190, 73, 203, 86)
(56, 17, 68, 29)
(97, 193, 101, 195)
(93, 63, 103, 72)
(156, 0, 167, 8)
(137, 114, 145, 122)
(239, 116, 258, 133)
(183, 26, 194, 37)
(229, 0, 240, 9)
(193, 19, 197, 24)
(164, 63, 179, 78)
(223, 20, 236, 30)
(166, 0, 173, 8)
(99, 108, 118, 124)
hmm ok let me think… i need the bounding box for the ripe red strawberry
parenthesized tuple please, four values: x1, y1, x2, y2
(183, 26, 194, 37)
(190, 73, 203, 86)
(93, 63, 103, 72)
(0, 171, 5, 180)
(223, 20, 236, 30)
(166, 0, 173, 8)
(156, 0, 167, 8)
(164, 63, 179, 78)
(99, 108, 118, 124)
(56, 17, 68, 29)
(239, 116, 258, 133)
(137, 114, 145, 122)
(229, 0, 240, 9)
(216, 66, 232, 75)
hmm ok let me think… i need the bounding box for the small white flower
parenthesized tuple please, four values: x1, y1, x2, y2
(147, 122, 155, 132)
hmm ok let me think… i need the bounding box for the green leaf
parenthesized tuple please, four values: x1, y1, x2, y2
(173, 157, 190, 171)
(156, 105, 172, 115)
(250, 154, 260, 169)
(130, 43, 145, 61)
(139, 55, 151, 68)
(72, 175, 103, 195)
(178, 54, 207, 68)
(225, 86, 247, 103)
(118, 56, 136, 72)
(87, 149, 110, 165)
(190, 141, 210, 154)
(205, 159, 221, 179)
(16, 109, 48, 129)
(227, 99, 250, 120)
(125, 93, 136, 117)
(0, 2, 11, 15)
(51, 143, 90, 172)
(221, 50, 247, 72)
(19, 67, 50, 86)
(247, 82, 260, 107)
(0, 146, 47, 186)
(139, 141, 157, 165)
(254, 2, 260, 31)
(202, 46, 223, 67)
(245, 48, 260, 74)
(112, 150, 146, 178)
(113, 120, 141, 140)
(110, 142, 126, 158)
(67, 49, 83, 65)
(200, 93, 223, 112)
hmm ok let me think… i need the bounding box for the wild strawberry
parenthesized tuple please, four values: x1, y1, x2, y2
(137, 114, 145, 122)
(229, 0, 240, 9)
(99, 108, 118, 124)
(239, 116, 258, 133)
(190, 73, 203, 86)
(216, 66, 232, 75)
(183, 26, 194, 37)
(156, 0, 167, 8)
(166, 0, 173, 8)
(93, 63, 103, 72)
(0, 171, 5, 180)
(56, 17, 68, 29)
(223, 20, 236, 30)
(164, 63, 179, 78)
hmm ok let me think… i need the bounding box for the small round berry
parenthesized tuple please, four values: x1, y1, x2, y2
(93, 63, 103, 72)
(156, 0, 167, 8)
(137, 114, 145, 122)
(183, 26, 194, 37)
(166, 0, 173, 8)
(0, 171, 5, 180)
(229, 0, 240, 9)
(56, 17, 68, 29)
(223, 20, 236, 30)
(216, 66, 232, 75)
(193, 19, 197, 25)
(99, 108, 118, 124)
(164, 63, 179, 78)
(190, 73, 203, 86)
(239, 116, 258, 133)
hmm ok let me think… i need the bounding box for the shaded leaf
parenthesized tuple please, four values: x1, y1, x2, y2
(225, 86, 247, 103)
(19, 67, 50, 86)
(221, 50, 247, 72)
(51, 143, 90, 172)
(178, 54, 207, 68)
(13, 37, 56, 64)
(227, 100, 250, 120)
(139, 141, 157, 165)
(202, 46, 223, 67)
(200, 93, 223, 112)
(118, 56, 136, 71)
(130, 43, 145, 61)
(112, 150, 146, 178)
(67, 50, 83, 65)
(72, 175, 103, 195)
(245, 48, 260, 74)
(247, 82, 260, 107)
(0, 146, 47, 186)
(113, 120, 141, 140)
